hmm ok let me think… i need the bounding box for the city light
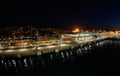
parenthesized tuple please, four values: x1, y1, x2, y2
(72, 28, 80, 33)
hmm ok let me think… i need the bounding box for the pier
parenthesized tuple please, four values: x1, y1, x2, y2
(0, 36, 110, 56)
(0, 36, 112, 72)
(0, 31, 118, 56)
(0, 32, 118, 72)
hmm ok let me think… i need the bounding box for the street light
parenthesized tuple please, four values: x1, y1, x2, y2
(72, 28, 80, 33)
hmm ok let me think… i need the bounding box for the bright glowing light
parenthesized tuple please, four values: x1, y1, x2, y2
(47, 45, 56, 48)
(60, 44, 68, 46)
(24, 42, 27, 45)
(5, 50, 14, 52)
(18, 49, 28, 52)
(115, 31, 118, 34)
(38, 47, 43, 50)
(72, 28, 80, 33)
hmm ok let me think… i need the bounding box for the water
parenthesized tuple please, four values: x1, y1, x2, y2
(1, 40, 120, 76)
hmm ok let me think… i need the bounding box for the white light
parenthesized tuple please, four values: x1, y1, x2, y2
(50, 54, 53, 60)
(61, 52, 65, 58)
(1, 60, 4, 64)
(9, 46, 16, 48)
(38, 47, 44, 50)
(5, 50, 14, 52)
(85, 47, 88, 50)
(47, 45, 56, 48)
(18, 49, 28, 52)
(24, 58, 28, 67)
(12, 60, 16, 67)
(60, 44, 68, 46)
(66, 52, 69, 57)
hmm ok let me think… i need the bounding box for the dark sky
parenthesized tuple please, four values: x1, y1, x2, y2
(0, 0, 120, 29)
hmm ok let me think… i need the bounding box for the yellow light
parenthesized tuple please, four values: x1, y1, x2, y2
(24, 42, 27, 45)
(72, 28, 80, 33)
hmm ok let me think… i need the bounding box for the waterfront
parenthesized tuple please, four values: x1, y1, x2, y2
(35, 40, 120, 76)
(1, 0, 120, 75)
(0, 40, 120, 76)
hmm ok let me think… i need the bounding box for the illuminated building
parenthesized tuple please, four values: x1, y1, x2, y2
(62, 32, 100, 42)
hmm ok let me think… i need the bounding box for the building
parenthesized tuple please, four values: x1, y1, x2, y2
(61, 32, 100, 42)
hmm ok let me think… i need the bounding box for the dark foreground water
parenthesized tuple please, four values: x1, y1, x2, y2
(1, 40, 120, 76)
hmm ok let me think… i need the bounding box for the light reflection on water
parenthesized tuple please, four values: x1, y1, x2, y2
(0, 40, 120, 75)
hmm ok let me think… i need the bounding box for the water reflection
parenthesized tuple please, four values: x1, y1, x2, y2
(0, 40, 111, 72)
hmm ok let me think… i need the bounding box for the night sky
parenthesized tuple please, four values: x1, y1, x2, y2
(0, 0, 120, 29)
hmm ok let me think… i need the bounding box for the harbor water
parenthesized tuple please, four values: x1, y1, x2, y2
(0, 40, 120, 76)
